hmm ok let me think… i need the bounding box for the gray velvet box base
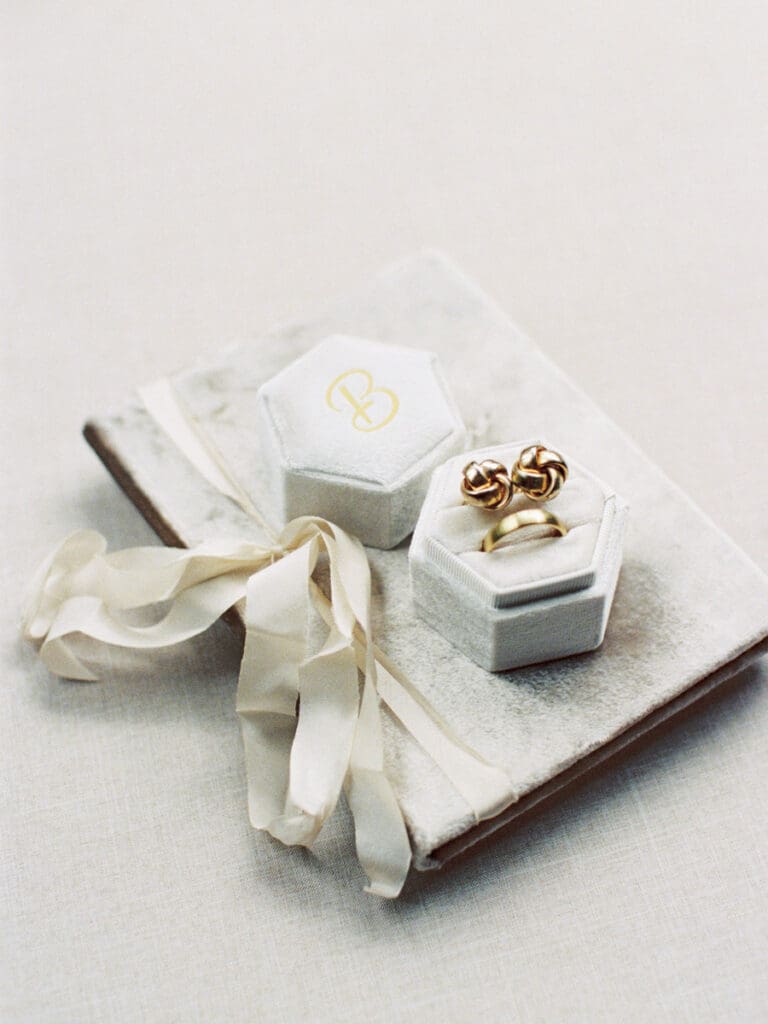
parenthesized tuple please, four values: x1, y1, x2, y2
(83, 251, 768, 873)
(410, 539, 626, 673)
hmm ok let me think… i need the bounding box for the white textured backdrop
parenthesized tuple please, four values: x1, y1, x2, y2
(2, 3, 767, 1021)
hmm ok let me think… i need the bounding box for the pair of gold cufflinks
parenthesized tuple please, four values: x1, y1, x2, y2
(460, 444, 570, 553)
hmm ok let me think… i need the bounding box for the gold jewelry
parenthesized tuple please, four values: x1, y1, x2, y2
(481, 508, 568, 552)
(461, 444, 569, 511)
(510, 444, 568, 502)
(460, 459, 514, 510)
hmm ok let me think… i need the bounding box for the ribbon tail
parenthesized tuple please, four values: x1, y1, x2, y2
(275, 638, 359, 847)
(237, 544, 316, 838)
(373, 650, 515, 822)
(346, 668, 412, 898)
(309, 577, 515, 826)
(271, 530, 368, 849)
(238, 537, 358, 851)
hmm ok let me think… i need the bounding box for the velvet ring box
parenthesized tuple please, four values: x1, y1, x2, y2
(409, 442, 628, 671)
(256, 334, 467, 549)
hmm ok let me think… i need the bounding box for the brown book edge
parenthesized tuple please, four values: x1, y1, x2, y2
(83, 419, 768, 872)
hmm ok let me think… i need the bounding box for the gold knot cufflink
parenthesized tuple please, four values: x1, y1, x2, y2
(461, 444, 569, 512)
(511, 444, 568, 502)
(459, 459, 513, 511)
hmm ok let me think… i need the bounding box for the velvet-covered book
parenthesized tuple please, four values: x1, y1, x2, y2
(82, 251, 768, 875)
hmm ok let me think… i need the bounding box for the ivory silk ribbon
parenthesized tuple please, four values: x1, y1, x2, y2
(22, 377, 514, 898)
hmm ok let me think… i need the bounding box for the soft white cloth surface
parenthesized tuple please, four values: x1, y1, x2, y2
(4, 5, 768, 1023)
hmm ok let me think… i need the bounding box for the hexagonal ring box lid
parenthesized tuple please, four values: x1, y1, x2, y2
(409, 441, 629, 671)
(256, 335, 468, 548)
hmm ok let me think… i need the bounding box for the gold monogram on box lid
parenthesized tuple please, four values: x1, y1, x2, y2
(255, 335, 467, 548)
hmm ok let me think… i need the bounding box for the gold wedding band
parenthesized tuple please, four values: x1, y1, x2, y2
(481, 509, 568, 553)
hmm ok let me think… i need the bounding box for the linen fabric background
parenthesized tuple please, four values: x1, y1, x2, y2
(3, 4, 768, 1022)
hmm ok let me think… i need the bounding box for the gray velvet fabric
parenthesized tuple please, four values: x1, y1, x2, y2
(86, 252, 768, 869)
